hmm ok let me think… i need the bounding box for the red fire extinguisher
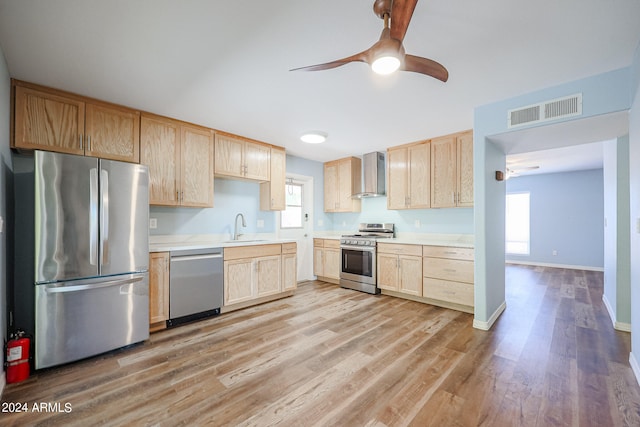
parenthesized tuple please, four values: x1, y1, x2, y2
(6, 330, 31, 384)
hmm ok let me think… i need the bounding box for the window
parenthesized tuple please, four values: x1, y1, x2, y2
(280, 182, 303, 228)
(506, 192, 530, 255)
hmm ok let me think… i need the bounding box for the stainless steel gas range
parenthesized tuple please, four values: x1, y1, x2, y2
(340, 223, 395, 294)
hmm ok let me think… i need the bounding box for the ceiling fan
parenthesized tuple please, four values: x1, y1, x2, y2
(291, 0, 448, 82)
(506, 165, 540, 178)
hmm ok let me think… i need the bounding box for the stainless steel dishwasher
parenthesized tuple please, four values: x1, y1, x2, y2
(168, 247, 223, 327)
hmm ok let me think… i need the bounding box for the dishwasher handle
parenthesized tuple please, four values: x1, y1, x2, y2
(170, 253, 223, 262)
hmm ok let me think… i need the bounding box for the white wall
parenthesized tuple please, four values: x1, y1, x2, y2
(629, 41, 640, 383)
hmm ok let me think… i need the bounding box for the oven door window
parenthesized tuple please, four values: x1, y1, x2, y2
(341, 248, 373, 278)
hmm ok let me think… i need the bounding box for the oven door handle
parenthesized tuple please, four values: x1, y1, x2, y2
(341, 245, 376, 252)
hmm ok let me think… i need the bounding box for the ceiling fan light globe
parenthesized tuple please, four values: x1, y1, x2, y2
(371, 55, 401, 75)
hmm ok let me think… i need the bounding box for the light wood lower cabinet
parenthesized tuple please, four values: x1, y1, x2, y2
(149, 252, 170, 332)
(377, 243, 422, 296)
(313, 238, 340, 284)
(423, 245, 474, 310)
(223, 244, 296, 310)
(282, 242, 297, 291)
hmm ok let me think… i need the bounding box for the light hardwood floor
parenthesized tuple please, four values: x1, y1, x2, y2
(2, 265, 640, 426)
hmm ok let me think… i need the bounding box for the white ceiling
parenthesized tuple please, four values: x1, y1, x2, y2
(0, 0, 639, 166)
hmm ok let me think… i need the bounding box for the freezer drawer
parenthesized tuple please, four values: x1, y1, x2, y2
(35, 273, 149, 369)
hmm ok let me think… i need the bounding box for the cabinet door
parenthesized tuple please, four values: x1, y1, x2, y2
(377, 253, 399, 291)
(13, 86, 85, 154)
(399, 256, 422, 296)
(224, 259, 254, 305)
(324, 162, 339, 212)
(282, 253, 297, 291)
(260, 147, 286, 211)
(256, 255, 281, 297)
(387, 147, 408, 209)
(215, 135, 244, 178)
(457, 131, 474, 207)
(140, 115, 180, 206)
(149, 252, 169, 326)
(313, 247, 324, 277)
(181, 125, 214, 207)
(431, 136, 457, 208)
(85, 103, 140, 163)
(408, 142, 430, 209)
(338, 158, 361, 212)
(323, 248, 341, 280)
(244, 141, 271, 181)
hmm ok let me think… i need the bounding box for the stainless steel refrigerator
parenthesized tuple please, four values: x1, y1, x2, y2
(12, 150, 150, 369)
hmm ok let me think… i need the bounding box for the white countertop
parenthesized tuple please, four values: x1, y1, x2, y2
(314, 232, 474, 248)
(149, 234, 296, 252)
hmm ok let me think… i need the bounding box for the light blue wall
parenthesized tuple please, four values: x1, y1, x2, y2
(629, 41, 640, 375)
(474, 67, 634, 326)
(150, 179, 276, 236)
(506, 169, 604, 268)
(603, 137, 631, 327)
(285, 154, 331, 231)
(0, 47, 11, 346)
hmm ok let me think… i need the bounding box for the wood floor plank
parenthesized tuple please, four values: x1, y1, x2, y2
(2, 271, 639, 426)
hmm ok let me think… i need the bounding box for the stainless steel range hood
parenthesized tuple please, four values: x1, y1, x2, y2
(353, 152, 385, 198)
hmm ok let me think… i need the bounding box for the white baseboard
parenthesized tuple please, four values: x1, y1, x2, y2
(473, 301, 507, 330)
(601, 293, 632, 332)
(505, 260, 604, 272)
(630, 352, 640, 387)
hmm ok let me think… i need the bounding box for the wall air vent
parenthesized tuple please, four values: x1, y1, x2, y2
(507, 93, 582, 128)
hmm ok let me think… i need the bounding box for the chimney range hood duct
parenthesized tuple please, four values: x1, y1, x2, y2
(353, 152, 385, 198)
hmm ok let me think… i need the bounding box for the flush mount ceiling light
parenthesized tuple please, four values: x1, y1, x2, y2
(300, 131, 327, 144)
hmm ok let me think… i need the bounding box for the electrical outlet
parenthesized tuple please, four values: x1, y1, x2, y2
(257, 219, 264, 228)
(414, 219, 421, 228)
(149, 218, 157, 229)
(318, 220, 324, 227)
(637, 218, 640, 234)
(552, 250, 558, 256)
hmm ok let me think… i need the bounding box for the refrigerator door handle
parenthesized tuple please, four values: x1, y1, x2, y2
(43, 276, 145, 294)
(101, 168, 109, 266)
(90, 168, 99, 266)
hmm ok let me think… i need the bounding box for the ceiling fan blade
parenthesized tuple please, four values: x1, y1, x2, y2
(390, 0, 418, 42)
(402, 54, 448, 82)
(290, 51, 369, 72)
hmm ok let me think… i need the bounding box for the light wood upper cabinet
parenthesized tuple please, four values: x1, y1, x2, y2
(13, 85, 85, 155)
(387, 141, 430, 209)
(324, 157, 361, 213)
(457, 130, 474, 207)
(140, 114, 214, 208)
(13, 82, 140, 162)
(84, 102, 140, 162)
(260, 146, 286, 211)
(149, 252, 170, 332)
(181, 125, 214, 207)
(215, 133, 270, 181)
(431, 130, 473, 208)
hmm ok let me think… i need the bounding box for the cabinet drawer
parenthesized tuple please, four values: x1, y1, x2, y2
(282, 242, 297, 254)
(224, 244, 282, 261)
(313, 238, 324, 248)
(423, 257, 474, 283)
(377, 243, 422, 256)
(422, 245, 474, 261)
(423, 278, 474, 306)
(323, 239, 340, 249)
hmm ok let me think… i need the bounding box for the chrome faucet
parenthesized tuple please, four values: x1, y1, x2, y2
(233, 213, 246, 240)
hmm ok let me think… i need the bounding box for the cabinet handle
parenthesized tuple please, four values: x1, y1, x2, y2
(79, 134, 84, 150)
(87, 135, 91, 152)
